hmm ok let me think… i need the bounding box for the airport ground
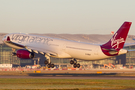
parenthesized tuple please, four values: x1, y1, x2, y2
(0, 69, 135, 89)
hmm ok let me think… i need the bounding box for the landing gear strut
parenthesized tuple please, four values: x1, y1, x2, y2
(70, 59, 80, 68)
(44, 54, 55, 68)
(12, 48, 16, 56)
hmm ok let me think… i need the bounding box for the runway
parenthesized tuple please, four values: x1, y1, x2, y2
(0, 69, 135, 80)
(0, 73, 135, 80)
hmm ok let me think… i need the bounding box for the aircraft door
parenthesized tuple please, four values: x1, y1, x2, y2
(62, 44, 66, 51)
(94, 47, 98, 55)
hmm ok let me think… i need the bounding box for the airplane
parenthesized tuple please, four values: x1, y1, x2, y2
(2, 21, 132, 68)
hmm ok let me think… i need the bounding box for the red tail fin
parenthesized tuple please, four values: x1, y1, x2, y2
(101, 22, 132, 51)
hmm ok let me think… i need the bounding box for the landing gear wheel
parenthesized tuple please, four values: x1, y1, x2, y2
(70, 60, 74, 64)
(51, 64, 54, 68)
(44, 60, 48, 64)
(73, 63, 77, 68)
(48, 63, 51, 68)
(77, 63, 80, 68)
(47, 63, 55, 68)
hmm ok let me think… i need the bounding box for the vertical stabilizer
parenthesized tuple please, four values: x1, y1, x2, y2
(101, 22, 132, 56)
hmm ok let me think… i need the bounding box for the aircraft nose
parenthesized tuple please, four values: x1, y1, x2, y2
(2, 37, 4, 40)
(2, 36, 6, 42)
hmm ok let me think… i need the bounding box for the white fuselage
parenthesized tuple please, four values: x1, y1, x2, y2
(3, 33, 127, 61)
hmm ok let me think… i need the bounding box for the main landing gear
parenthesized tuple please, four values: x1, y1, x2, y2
(70, 59, 80, 68)
(44, 54, 54, 68)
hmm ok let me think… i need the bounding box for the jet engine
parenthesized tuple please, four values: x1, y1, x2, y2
(16, 49, 35, 59)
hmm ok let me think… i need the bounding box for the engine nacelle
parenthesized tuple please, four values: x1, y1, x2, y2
(16, 49, 34, 59)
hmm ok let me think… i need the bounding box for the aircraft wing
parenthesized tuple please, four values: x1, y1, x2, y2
(123, 43, 135, 52)
(26, 46, 57, 56)
(124, 43, 135, 47)
(5, 40, 58, 56)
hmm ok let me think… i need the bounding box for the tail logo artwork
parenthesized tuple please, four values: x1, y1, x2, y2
(111, 33, 125, 49)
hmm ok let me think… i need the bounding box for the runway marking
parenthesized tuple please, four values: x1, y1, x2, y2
(97, 72, 102, 74)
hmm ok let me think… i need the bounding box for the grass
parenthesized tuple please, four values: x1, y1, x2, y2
(0, 79, 135, 89)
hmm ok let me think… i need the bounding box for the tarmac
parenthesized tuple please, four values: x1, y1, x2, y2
(0, 69, 135, 80)
(0, 75, 135, 80)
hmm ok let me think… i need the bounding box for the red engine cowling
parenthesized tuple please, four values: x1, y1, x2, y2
(16, 49, 35, 59)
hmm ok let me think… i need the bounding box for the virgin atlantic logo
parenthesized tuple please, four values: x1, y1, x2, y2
(111, 33, 125, 49)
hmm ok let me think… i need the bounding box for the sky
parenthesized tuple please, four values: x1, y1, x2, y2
(0, 0, 135, 35)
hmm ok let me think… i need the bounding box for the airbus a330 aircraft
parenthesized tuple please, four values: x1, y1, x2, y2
(2, 22, 132, 68)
